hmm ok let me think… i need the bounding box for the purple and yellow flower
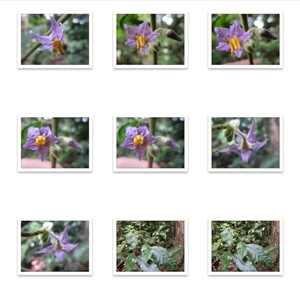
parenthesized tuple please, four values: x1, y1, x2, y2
(35, 225, 78, 263)
(124, 20, 160, 54)
(29, 15, 65, 55)
(23, 126, 61, 162)
(219, 119, 268, 163)
(214, 21, 253, 58)
(121, 126, 158, 160)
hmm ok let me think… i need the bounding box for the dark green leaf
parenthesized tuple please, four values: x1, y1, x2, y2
(246, 244, 274, 268)
(221, 251, 232, 270)
(232, 254, 257, 272)
(237, 242, 247, 259)
(125, 253, 137, 272)
(141, 244, 152, 262)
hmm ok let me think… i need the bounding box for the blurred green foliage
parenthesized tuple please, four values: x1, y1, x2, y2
(211, 14, 280, 65)
(21, 117, 89, 168)
(212, 221, 272, 246)
(116, 14, 185, 65)
(21, 221, 89, 272)
(212, 117, 280, 168)
(21, 14, 89, 65)
(116, 117, 185, 168)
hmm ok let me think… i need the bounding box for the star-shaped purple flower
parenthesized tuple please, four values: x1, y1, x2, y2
(29, 15, 65, 54)
(35, 225, 78, 263)
(23, 126, 61, 162)
(121, 126, 158, 160)
(219, 119, 268, 163)
(214, 20, 253, 58)
(124, 20, 160, 54)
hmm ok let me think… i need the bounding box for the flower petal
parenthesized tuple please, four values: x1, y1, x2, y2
(35, 244, 54, 255)
(59, 225, 69, 244)
(29, 30, 52, 44)
(54, 250, 66, 263)
(64, 242, 78, 252)
(49, 15, 64, 40)
(216, 42, 230, 52)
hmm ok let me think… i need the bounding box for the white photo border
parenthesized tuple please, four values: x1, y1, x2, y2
(208, 12, 283, 69)
(17, 115, 93, 172)
(113, 219, 188, 275)
(18, 219, 93, 276)
(113, 12, 188, 69)
(208, 115, 283, 172)
(18, 12, 93, 69)
(208, 219, 283, 275)
(113, 116, 188, 172)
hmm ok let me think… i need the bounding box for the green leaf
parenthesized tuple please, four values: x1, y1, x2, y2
(264, 244, 279, 262)
(125, 232, 138, 250)
(221, 229, 233, 247)
(136, 257, 160, 272)
(125, 253, 137, 272)
(232, 254, 257, 272)
(237, 242, 247, 259)
(151, 246, 180, 271)
(246, 244, 274, 268)
(117, 119, 140, 147)
(212, 240, 221, 251)
(141, 244, 152, 262)
(221, 251, 232, 270)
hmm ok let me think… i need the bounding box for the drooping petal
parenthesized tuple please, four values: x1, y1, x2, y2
(246, 119, 257, 142)
(251, 139, 269, 151)
(239, 149, 253, 163)
(54, 250, 66, 263)
(59, 225, 69, 244)
(64, 243, 78, 252)
(49, 15, 64, 40)
(35, 244, 55, 255)
(29, 30, 52, 44)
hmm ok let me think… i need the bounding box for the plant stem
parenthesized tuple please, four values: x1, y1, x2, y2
(51, 118, 60, 168)
(240, 14, 253, 65)
(21, 14, 72, 64)
(21, 230, 44, 237)
(148, 118, 157, 168)
(150, 14, 157, 65)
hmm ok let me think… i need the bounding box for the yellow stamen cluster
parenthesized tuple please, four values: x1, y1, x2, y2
(52, 37, 64, 55)
(133, 135, 145, 146)
(35, 135, 47, 147)
(136, 35, 147, 51)
(228, 37, 241, 56)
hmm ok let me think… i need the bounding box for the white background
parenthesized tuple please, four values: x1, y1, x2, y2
(0, 1, 297, 300)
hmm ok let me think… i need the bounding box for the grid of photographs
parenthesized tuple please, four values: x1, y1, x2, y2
(14, 9, 285, 281)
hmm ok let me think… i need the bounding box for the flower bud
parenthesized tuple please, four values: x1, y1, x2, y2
(50, 144, 62, 159)
(147, 144, 160, 159)
(158, 136, 180, 149)
(258, 28, 278, 40)
(155, 28, 182, 41)
(59, 137, 83, 150)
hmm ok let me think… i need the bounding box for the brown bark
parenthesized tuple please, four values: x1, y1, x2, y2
(174, 221, 185, 246)
(270, 221, 280, 246)
(267, 118, 280, 155)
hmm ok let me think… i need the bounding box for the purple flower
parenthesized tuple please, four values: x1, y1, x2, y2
(35, 225, 78, 263)
(29, 15, 65, 54)
(23, 126, 61, 162)
(214, 20, 253, 58)
(121, 126, 158, 160)
(124, 20, 160, 54)
(219, 119, 268, 163)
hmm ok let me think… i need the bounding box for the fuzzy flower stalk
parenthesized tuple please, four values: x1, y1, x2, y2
(218, 119, 268, 163)
(29, 15, 65, 54)
(214, 20, 253, 58)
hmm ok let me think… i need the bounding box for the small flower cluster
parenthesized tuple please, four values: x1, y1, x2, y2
(121, 125, 180, 161)
(35, 224, 78, 263)
(218, 119, 268, 163)
(23, 126, 82, 162)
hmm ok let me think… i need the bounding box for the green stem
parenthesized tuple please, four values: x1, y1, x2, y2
(148, 118, 157, 168)
(212, 124, 228, 132)
(150, 14, 157, 65)
(51, 118, 60, 168)
(21, 14, 72, 64)
(21, 230, 44, 237)
(240, 14, 253, 65)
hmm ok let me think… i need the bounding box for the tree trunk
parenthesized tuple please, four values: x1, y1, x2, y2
(174, 221, 185, 246)
(267, 118, 280, 155)
(270, 221, 280, 246)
